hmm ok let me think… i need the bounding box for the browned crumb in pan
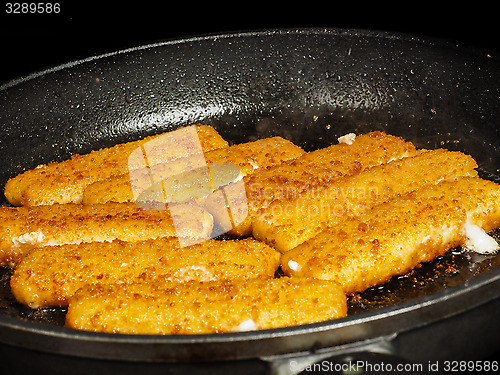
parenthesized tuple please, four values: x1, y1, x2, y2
(11, 237, 281, 308)
(65, 277, 347, 334)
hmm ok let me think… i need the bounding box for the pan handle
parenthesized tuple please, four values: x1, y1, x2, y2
(261, 334, 416, 375)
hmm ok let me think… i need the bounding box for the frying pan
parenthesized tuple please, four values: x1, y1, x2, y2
(1, 28, 500, 373)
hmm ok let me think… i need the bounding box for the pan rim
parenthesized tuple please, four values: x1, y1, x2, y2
(0, 26, 492, 92)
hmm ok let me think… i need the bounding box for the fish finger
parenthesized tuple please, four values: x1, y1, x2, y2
(81, 136, 305, 205)
(11, 237, 281, 308)
(205, 131, 417, 237)
(253, 149, 478, 253)
(4, 124, 228, 206)
(281, 176, 500, 293)
(0, 202, 213, 266)
(65, 277, 347, 334)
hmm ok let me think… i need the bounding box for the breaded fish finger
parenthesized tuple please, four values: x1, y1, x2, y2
(4, 124, 228, 206)
(65, 277, 347, 334)
(11, 238, 281, 308)
(205, 131, 417, 237)
(0, 202, 213, 266)
(81, 136, 305, 205)
(253, 149, 478, 253)
(281, 177, 500, 293)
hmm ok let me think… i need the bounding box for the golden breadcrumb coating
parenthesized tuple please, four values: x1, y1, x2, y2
(65, 277, 347, 334)
(0, 202, 213, 266)
(4, 125, 228, 206)
(281, 177, 500, 293)
(11, 237, 281, 308)
(253, 149, 478, 253)
(81, 136, 305, 205)
(6, 127, 500, 337)
(205, 131, 417, 237)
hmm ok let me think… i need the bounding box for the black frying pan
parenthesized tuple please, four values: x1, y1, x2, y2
(1, 28, 500, 373)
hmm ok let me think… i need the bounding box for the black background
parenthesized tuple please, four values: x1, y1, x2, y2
(0, 3, 498, 85)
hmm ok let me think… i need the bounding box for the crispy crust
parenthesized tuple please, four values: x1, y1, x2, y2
(253, 149, 478, 253)
(206, 131, 417, 237)
(65, 277, 347, 334)
(4, 125, 228, 206)
(11, 237, 281, 308)
(5, 126, 500, 335)
(281, 177, 500, 293)
(0, 202, 213, 266)
(81, 136, 305, 205)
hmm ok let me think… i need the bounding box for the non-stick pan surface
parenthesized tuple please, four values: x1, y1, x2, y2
(1, 28, 500, 366)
